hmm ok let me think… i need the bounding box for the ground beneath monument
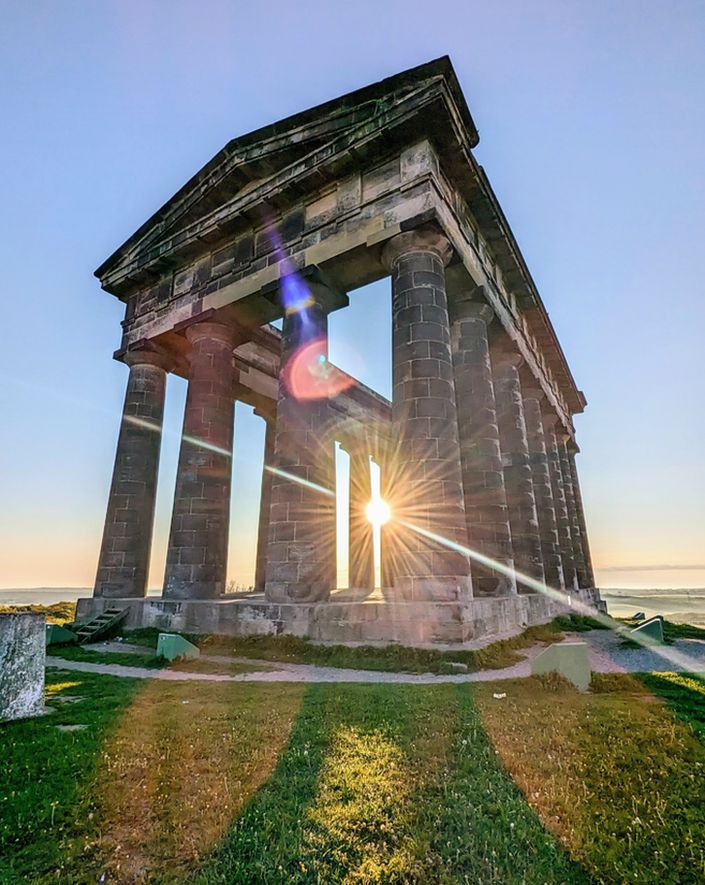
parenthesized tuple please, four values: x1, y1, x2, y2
(46, 629, 705, 683)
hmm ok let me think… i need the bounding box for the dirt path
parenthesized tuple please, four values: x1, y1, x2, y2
(46, 630, 705, 684)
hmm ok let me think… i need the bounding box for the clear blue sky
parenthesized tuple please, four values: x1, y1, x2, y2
(1, 0, 703, 591)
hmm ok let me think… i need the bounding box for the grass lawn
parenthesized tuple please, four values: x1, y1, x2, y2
(179, 614, 605, 676)
(6, 662, 705, 883)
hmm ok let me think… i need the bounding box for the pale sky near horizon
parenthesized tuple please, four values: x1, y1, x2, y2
(0, 0, 703, 593)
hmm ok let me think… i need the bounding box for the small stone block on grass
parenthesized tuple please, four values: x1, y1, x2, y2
(157, 633, 200, 662)
(531, 641, 591, 692)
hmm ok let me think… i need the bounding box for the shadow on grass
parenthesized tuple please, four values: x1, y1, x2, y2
(0, 672, 142, 884)
(195, 683, 591, 885)
(640, 671, 705, 737)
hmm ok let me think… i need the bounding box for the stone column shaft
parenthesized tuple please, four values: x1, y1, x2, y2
(567, 448, 596, 588)
(523, 389, 565, 591)
(94, 351, 167, 598)
(492, 345, 545, 589)
(558, 438, 590, 590)
(264, 277, 343, 603)
(163, 322, 238, 600)
(450, 298, 516, 597)
(382, 228, 472, 602)
(347, 447, 374, 589)
(254, 418, 276, 592)
(543, 414, 578, 591)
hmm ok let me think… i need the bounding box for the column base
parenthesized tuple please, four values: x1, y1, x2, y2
(392, 576, 472, 603)
(265, 582, 331, 604)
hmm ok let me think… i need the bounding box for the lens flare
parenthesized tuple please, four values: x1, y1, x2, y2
(366, 498, 391, 526)
(399, 519, 705, 676)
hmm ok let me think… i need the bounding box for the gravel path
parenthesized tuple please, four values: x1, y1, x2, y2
(46, 630, 705, 685)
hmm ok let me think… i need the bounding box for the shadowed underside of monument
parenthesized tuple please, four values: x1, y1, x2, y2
(78, 56, 603, 645)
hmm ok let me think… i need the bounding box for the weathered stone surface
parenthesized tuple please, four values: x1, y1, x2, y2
(558, 437, 591, 590)
(163, 322, 240, 600)
(543, 410, 578, 591)
(492, 342, 545, 590)
(264, 277, 345, 603)
(95, 350, 168, 598)
(567, 448, 596, 588)
(88, 58, 604, 644)
(0, 613, 45, 722)
(254, 417, 276, 592)
(345, 442, 375, 589)
(531, 641, 591, 691)
(522, 387, 564, 591)
(382, 228, 472, 602)
(450, 297, 516, 597)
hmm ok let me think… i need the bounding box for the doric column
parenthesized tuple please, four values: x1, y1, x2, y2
(542, 411, 578, 591)
(567, 445, 596, 588)
(373, 451, 394, 591)
(381, 227, 472, 602)
(264, 272, 346, 603)
(345, 441, 375, 589)
(522, 386, 565, 591)
(254, 416, 276, 592)
(94, 348, 169, 598)
(491, 341, 545, 589)
(557, 436, 590, 590)
(450, 296, 516, 597)
(163, 322, 239, 600)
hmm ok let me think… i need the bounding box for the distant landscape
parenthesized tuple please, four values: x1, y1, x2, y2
(3, 586, 705, 626)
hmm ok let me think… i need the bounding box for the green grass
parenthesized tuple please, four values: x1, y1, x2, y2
(183, 617, 585, 676)
(5, 669, 705, 883)
(0, 671, 141, 884)
(640, 671, 705, 737)
(195, 683, 588, 885)
(47, 645, 165, 669)
(0, 601, 77, 625)
(476, 672, 705, 884)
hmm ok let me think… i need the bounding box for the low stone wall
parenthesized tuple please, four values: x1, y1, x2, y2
(75, 591, 576, 647)
(0, 612, 46, 722)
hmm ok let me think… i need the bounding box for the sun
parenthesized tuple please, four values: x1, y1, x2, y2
(366, 498, 391, 527)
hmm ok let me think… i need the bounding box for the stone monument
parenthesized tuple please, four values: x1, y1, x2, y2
(77, 56, 603, 645)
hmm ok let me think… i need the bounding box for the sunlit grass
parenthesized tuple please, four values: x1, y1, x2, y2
(475, 673, 705, 884)
(196, 684, 586, 884)
(191, 616, 585, 675)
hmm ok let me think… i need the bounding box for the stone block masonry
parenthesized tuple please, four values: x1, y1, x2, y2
(87, 57, 603, 646)
(0, 613, 45, 722)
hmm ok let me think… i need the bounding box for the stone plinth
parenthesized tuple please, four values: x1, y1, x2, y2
(75, 589, 584, 648)
(0, 613, 45, 722)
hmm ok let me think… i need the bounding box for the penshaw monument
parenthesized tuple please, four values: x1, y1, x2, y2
(77, 57, 603, 645)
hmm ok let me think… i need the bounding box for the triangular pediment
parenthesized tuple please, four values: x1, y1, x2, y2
(96, 56, 478, 290)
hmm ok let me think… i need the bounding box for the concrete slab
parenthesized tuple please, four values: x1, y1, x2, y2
(531, 641, 591, 691)
(157, 633, 200, 662)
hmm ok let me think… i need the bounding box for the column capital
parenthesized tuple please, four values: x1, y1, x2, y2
(121, 344, 174, 372)
(522, 385, 545, 402)
(381, 226, 453, 271)
(451, 297, 495, 325)
(492, 348, 524, 371)
(186, 320, 241, 348)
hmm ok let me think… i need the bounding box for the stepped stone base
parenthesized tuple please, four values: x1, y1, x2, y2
(76, 588, 602, 648)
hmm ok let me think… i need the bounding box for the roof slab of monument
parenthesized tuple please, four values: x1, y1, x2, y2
(95, 55, 586, 422)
